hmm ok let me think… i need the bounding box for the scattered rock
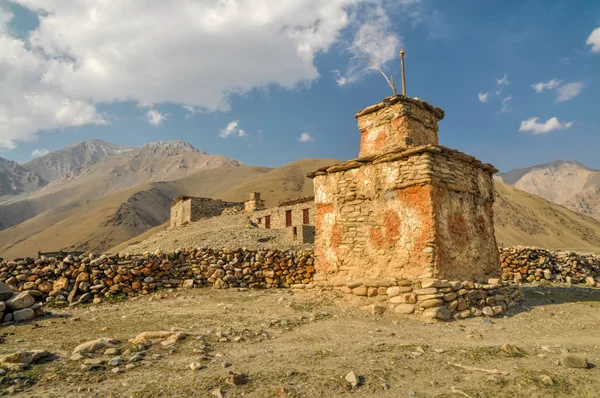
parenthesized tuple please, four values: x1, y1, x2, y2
(72, 337, 119, 355)
(394, 304, 415, 314)
(345, 371, 361, 388)
(211, 388, 225, 398)
(361, 303, 386, 316)
(539, 374, 554, 386)
(500, 344, 523, 356)
(561, 353, 589, 369)
(226, 371, 248, 386)
(108, 357, 124, 367)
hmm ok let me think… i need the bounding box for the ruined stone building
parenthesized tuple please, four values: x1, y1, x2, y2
(170, 196, 243, 228)
(308, 95, 499, 283)
(245, 194, 316, 243)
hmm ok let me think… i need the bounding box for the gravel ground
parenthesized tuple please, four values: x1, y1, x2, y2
(121, 214, 314, 254)
(1, 285, 599, 397)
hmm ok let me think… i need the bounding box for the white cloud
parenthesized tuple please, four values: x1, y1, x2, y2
(477, 92, 488, 103)
(495, 90, 501, 96)
(219, 120, 246, 138)
(146, 110, 167, 127)
(499, 95, 512, 114)
(2, 0, 406, 150)
(298, 132, 314, 142)
(182, 105, 198, 118)
(519, 117, 574, 135)
(31, 148, 49, 158)
(496, 74, 509, 85)
(555, 82, 584, 103)
(332, 69, 348, 87)
(331, 1, 424, 86)
(586, 27, 600, 53)
(0, 8, 105, 150)
(532, 79, 562, 93)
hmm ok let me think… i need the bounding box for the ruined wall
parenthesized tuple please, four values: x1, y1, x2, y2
(170, 197, 243, 228)
(252, 200, 315, 229)
(430, 150, 499, 281)
(313, 152, 438, 282)
(356, 97, 444, 157)
(170, 199, 190, 228)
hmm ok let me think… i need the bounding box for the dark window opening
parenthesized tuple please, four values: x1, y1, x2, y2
(285, 210, 292, 227)
(265, 215, 271, 229)
(293, 226, 298, 239)
(302, 208, 309, 224)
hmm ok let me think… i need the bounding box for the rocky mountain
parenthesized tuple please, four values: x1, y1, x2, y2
(23, 139, 130, 184)
(498, 160, 600, 222)
(0, 157, 46, 196)
(0, 139, 243, 231)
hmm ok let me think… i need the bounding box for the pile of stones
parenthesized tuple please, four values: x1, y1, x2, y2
(324, 277, 523, 320)
(0, 282, 44, 323)
(0, 248, 315, 306)
(500, 247, 600, 286)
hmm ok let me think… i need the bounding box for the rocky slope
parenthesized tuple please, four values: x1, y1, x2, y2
(23, 139, 129, 184)
(0, 140, 243, 231)
(498, 160, 600, 222)
(0, 157, 46, 197)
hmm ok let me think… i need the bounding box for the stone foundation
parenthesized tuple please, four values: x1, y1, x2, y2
(318, 277, 523, 320)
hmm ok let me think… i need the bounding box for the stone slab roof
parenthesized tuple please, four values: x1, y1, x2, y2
(307, 144, 498, 179)
(354, 95, 445, 120)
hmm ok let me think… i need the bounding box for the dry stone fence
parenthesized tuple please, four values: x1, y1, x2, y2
(0, 246, 598, 323)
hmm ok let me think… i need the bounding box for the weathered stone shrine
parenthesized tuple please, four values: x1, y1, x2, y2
(309, 95, 500, 283)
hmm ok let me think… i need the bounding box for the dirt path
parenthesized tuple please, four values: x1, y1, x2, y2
(1, 286, 599, 397)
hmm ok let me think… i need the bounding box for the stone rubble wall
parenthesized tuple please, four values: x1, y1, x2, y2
(500, 247, 600, 286)
(316, 277, 524, 321)
(1, 246, 599, 323)
(0, 248, 315, 315)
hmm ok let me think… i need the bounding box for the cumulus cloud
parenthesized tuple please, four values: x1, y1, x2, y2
(298, 132, 314, 142)
(587, 27, 600, 53)
(31, 148, 49, 158)
(219, 120, 246, 138)
(0, 8, 105, 150)
(496, 74, 509, 86)
(532, 79, 562, 93)
(519, 117, 573, 134)
(2, 0, 403, 150)
(555, 82, 584, 103)
(477, 92, 488, 103)
(499, 95, 512, 114)
(332, 69, 348, 87)
(146, 110, 168, 127)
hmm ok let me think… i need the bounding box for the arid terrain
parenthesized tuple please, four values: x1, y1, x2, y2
(1, 285, 598, 397)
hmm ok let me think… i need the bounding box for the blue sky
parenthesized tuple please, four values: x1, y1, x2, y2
(1, 0, 599, 172)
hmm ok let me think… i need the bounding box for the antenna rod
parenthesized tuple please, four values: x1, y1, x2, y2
(400, 49, 406, 96)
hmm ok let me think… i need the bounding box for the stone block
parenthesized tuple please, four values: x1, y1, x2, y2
(6, 292, 35, 310)
(13, 308, 35, 322)
(394, 304, 415, 314)
(419, 298, 444, 309)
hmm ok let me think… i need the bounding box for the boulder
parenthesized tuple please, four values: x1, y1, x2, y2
(5, 292, 35, 310)
(0, 282, 13, 301)
(13, 308, 35, 322)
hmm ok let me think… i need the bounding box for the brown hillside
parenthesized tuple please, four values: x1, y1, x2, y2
(0, 159, 338, 258)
